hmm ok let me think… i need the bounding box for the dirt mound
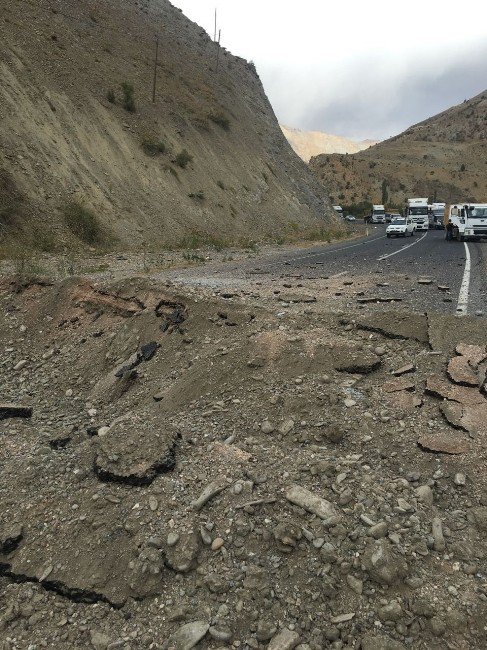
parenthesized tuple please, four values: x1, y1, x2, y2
(1, 277, 486, 648)
(0, 0, 334, 252)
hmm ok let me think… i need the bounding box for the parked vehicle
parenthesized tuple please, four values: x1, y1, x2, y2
(333, 205, 343, 218)
(386, 216, 415, 238)
(429, 202, 446, 229)
(345, 215, 356, 222)
(448, 203, 487, 241)
(370, 204, 386, 223)
(406, 198, 429, 231)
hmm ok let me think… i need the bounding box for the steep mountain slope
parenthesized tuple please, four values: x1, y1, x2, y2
(310, 91, 487, 207)
(281, 125, 377, 162)
(0, 0, 334, 251)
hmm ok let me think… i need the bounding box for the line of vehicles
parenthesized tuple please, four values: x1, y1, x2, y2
(333, 198, 487, 241)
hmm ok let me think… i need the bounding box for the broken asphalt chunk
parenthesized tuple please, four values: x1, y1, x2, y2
(0, 403, 32, 420)
(94, 420, 178, 486)
(417, 432, 469, 455)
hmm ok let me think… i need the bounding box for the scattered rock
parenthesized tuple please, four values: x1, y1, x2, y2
(285, 485, 336, 520)
(165, 621, 209, 650)
(267, 628, 300, 650)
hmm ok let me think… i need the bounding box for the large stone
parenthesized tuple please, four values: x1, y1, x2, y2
(165, 621, 209, 650)
(165, 532, 201, 573)
(362, 539, 408, 586)
(267, 628, 300, 650)
(285, 485, 336, 520)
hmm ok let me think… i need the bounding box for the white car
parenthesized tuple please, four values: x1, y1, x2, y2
(386, 217, 415, 237)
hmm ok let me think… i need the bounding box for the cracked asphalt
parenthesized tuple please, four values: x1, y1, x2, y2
(166, 227, 487, 317)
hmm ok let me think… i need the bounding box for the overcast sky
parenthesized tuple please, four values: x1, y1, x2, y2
(170, 0, 487, 141)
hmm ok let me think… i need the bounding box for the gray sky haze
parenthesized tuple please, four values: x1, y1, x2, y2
(170, 0, 487, 141)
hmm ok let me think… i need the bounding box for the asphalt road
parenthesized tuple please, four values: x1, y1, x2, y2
(250, 226, 486, 316)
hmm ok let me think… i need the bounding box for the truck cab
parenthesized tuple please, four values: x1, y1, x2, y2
(332, 205, 343, 218)
(448, 203, 487, 241)
(371, 204, 386, 223)
(406, 198, 429, 231)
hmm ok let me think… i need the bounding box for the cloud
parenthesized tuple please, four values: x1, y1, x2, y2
(171, 0, 487, 140)
(260, 43, 487, 140)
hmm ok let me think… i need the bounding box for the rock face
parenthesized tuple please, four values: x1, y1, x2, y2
(0, 0, 334, 251)
(280, 124, 377, 162)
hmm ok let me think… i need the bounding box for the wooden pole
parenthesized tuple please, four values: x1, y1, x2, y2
(152, 34, 159, 103)
(215, 29, 221, 74)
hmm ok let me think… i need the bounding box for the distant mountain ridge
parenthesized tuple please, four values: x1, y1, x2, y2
(281, 125, 378, 162)
(309, 90, 487, 207)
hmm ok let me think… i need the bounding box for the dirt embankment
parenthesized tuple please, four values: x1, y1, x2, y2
(0, 0, 335, 252)
(1, 273, 486, 649)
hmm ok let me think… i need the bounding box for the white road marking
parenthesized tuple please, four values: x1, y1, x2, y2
(456, 242, 471, 316)
(283, 234, 386, 264)
(376, 231, 428, 261)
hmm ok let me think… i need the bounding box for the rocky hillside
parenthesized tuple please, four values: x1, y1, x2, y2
(281, 125, 376, 163)
(310, 91, 487, 208)
(0, 0, 334, 252)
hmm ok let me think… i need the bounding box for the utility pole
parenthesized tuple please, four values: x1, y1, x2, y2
(152, 34, 159, 103)
(214, 8, 217, 41)
(215, 29, 221, 75)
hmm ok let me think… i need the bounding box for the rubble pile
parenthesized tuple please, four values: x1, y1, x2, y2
(0, 278, 486, 649)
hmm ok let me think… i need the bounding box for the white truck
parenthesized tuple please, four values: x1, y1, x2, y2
(448, 203, 487, 241)
(430, 202, 446, 229)
(406, 198, 429, 231)
(333, 205, 343, 218)
(371, 204, 386, 223)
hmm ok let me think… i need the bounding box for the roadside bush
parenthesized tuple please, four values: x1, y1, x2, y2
(107, 89, 116, 104)
(175, 149, 193, 169)
(209, 111, 230, 131)
(121, 82, 136, 113)
(62, 201, 104, 245)
(142, 139, 166, 156)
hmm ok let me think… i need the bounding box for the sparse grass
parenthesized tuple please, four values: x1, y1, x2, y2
(175, 149, 193, 169)
(107, 89, 116, 104)
(182, 251, 205, 263)
(141, 138, 166, 156)
(62, 200, 105, 246)
(208, 112, 230, 131)
(121, 82, 136, 113)
(177, 232, 227, 251)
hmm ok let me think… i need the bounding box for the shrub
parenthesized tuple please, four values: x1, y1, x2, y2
(209, 112, 230, 131)
(62, 201, 104, 245)
(121, 82, 136, 113)
(188, 191, 205, 200)
(460, 164, 466, 172)
(216, 180, 225, 190)
(142, 139, 165, 156)
(175, 149, 193, 169)
(107, 89, 116, 104)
